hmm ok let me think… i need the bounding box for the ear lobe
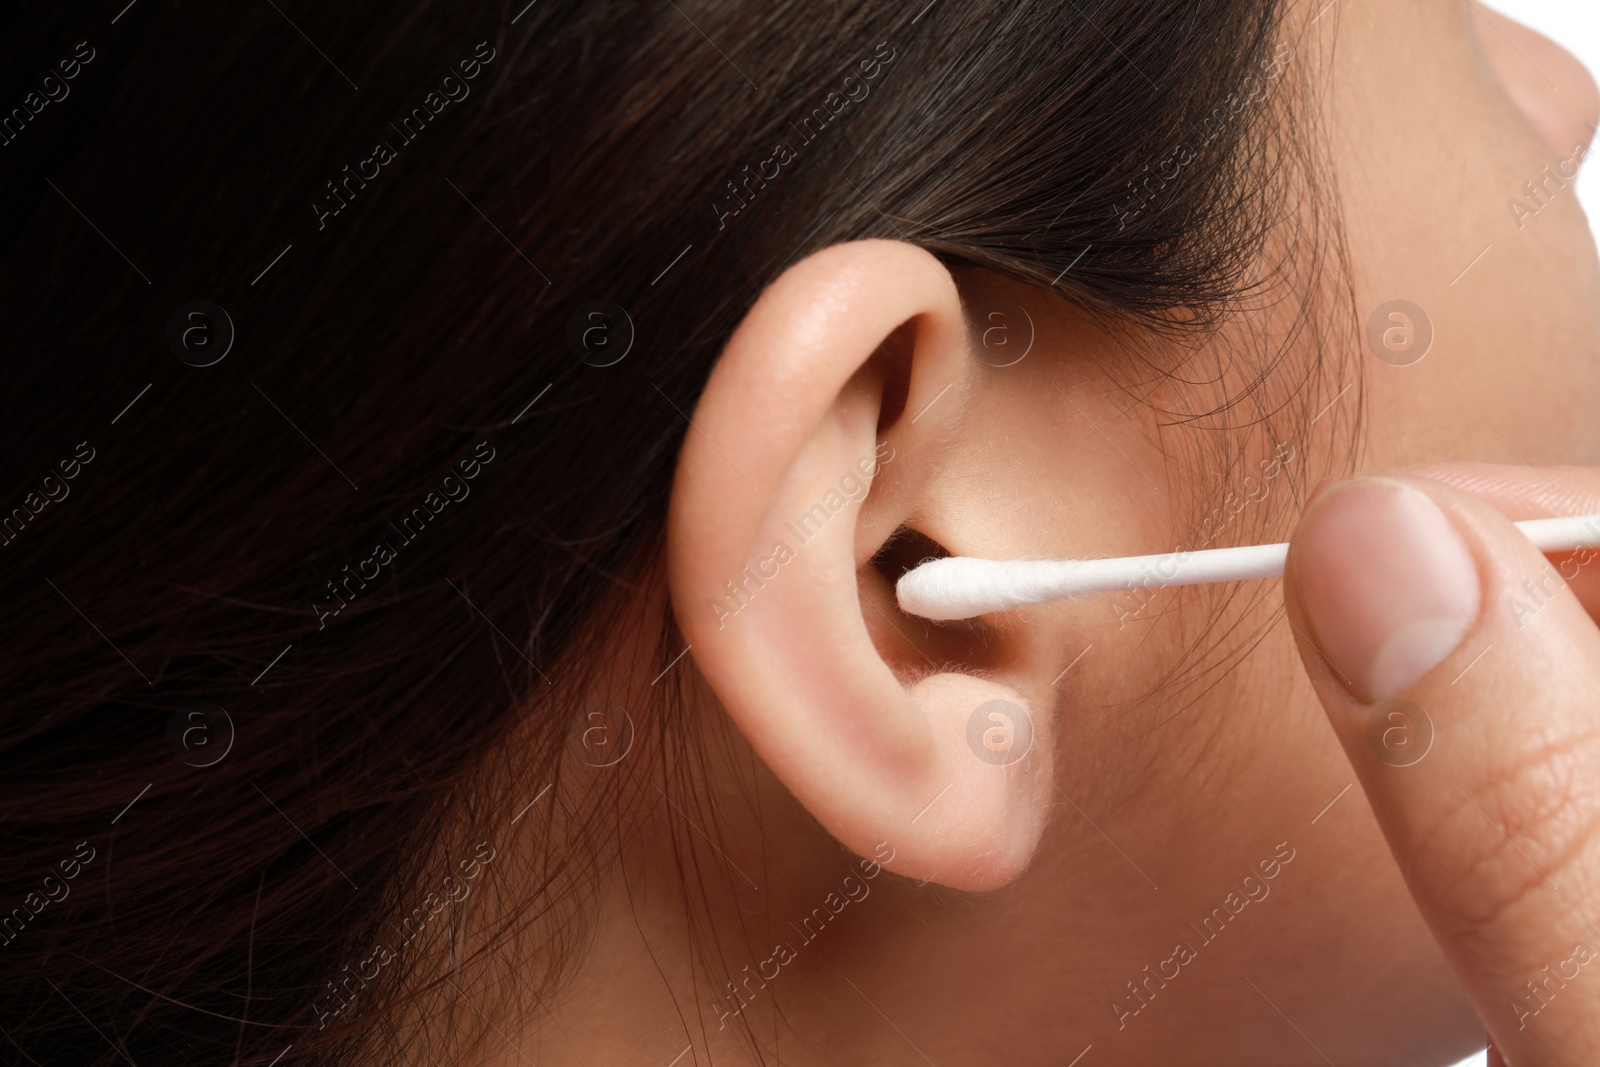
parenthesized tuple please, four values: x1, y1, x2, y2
(666, 239, 1054, 891)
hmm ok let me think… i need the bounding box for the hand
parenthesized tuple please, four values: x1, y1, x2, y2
(1283, 462, 1600, 1066)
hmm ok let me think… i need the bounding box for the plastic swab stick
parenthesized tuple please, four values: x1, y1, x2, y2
(895, 513, 1600, 621)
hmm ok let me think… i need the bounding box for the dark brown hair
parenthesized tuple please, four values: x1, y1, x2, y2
(0, 0, 1347, 1062)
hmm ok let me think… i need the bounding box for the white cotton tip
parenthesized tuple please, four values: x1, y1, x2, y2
(895, 557, 1082, 621)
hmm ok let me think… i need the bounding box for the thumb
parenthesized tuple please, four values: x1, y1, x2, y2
(1284, 474, 1600, 1066)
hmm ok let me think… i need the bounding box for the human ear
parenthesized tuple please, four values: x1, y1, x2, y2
(667, 240, 1155, 891)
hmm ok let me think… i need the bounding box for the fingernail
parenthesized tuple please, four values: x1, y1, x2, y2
(1294, 479, 1481, 703)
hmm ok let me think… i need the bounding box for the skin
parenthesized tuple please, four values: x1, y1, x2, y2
(460, 1, 1600, 1064)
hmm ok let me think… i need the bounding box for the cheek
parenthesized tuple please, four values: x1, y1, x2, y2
(1334, 7, 1600, 471)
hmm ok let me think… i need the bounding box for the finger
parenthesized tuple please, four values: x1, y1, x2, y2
(1405, 461, 1600, 618)
(1284, 474, 1600, 1066)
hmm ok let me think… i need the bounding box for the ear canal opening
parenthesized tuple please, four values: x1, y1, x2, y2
(870, 525, 951, 590)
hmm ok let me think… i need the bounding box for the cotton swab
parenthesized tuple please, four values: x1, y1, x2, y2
(894, 513, 1600, 621)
